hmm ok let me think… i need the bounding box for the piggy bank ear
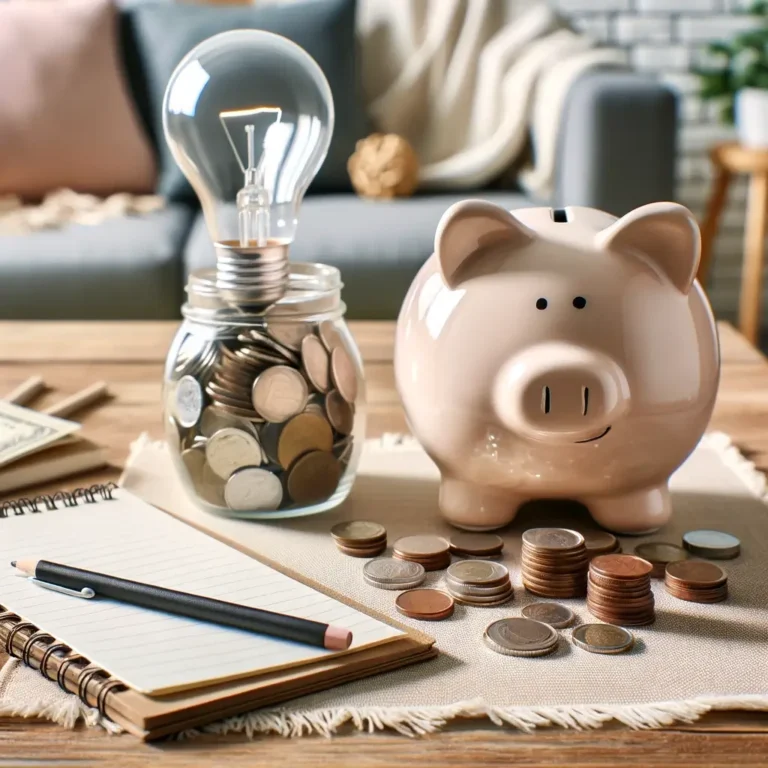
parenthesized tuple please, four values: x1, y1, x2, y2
(596, 202, 701, 294)
(435, 200, 535, 288)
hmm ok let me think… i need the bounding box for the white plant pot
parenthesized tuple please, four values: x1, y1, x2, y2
(735, 88, 768, 149)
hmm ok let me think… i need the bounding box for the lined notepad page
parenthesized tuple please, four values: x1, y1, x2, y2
(0, 490, 403, 695)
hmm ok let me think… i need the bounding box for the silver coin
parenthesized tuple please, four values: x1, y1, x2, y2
(445, 576, 511, 596)
(482, 634, 558, 657)
(521, 602, 575, 628)
(173, 375, 203, 428)
(484, 618, 558, 656)
(363, 574, 426, 591)
(224, 466, 284, 511)
(682, 529, 741, 559)
(448, 587, 514, 604)
(364, 558, 426, 584)
(447, 560, 509, 585)
(251, 366, 309, 423)
(205, 427, 264, 480)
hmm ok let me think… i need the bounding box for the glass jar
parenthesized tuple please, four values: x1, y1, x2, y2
(163, 263, 365, 519)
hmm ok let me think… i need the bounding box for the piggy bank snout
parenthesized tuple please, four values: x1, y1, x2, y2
(493, 344, 630, 443)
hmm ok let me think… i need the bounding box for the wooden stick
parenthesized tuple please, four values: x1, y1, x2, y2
(3, 376, 47, 406)
(44, 382, 110, 419)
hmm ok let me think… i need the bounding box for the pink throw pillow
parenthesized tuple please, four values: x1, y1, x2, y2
(0, 0, 157, 200)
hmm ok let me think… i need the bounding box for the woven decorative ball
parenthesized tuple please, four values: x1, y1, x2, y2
(347, 133, 419, 200)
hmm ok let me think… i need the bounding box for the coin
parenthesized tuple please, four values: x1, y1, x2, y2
(393, 552, 451, 571)
(393, 535, 450, 559)
(330, 345, 358, 403)
(522, 528, 585, 551)
(174, 375, 203, 428)
(336, 543, 386, 558)
(665, 560, 727, 588)
(590, 554, 653, 580)
(447, 560, 510, 586)
(331, 521, 387, 546)
(483, 618, 558, 657)
(200, 406, 256, 439)
(521, 602, 575, 628)
(251, 365, 309, 423)
(571, 624, 634, 654)
(325, 390, 354, 435)
(224, 466, 284, 511)
(448, 532, 504, 557)
(364, 558, 426, 584)
(445, 577, 512, 596)
(318, 320, 344, 352)
(682, 529, 741, 559)
(286, 450, 342, 505)
(301, 334, 331, 393)
(583, 530, 621, 556)
(267, 322, 310, 352)
(180, 446, 206, 477)
(450, 588, 514, 605)
(205, 427, 264, 479)
(395, 589, 455, 620)
(634, 542, 689, 577)
(363, 574, 426, 591)
(277, 412, 334, 469)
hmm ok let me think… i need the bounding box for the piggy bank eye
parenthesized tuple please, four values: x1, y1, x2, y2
(573, 296, 586, 309)
(536, 298, 548, 310)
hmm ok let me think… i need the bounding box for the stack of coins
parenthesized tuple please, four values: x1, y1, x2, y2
(393, 535, 451, 571)
(444, 561, 513, 606)
(582, 531, 621, 559)
(682, 530, 741, 560)
(331, 521, 387, 558)
(483, 618, 559, 657)
(363, 558, 426, 590)
(664, 560, 728, 603)
(571, 624, 635, 655)
(448, 533, 504, 559)
(395, 589, 455, 621)
(587, 554, 655, 626)
(634, 542, 689, 578)
(169, 319, 358, 514)
(521, 528, 589, 598)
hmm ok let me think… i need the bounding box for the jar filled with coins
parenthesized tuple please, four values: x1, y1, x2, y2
(163, 261, 365, 519)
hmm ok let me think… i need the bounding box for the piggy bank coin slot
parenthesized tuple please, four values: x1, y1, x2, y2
(552, 208, 568, 223)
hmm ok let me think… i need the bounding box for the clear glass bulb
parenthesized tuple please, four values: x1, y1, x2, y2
(162, 30, 334, 248)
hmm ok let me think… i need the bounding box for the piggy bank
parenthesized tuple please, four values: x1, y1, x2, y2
(394, 201, 719, 534)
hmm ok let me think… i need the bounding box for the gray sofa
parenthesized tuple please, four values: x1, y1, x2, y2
(0, 1, 677, 321)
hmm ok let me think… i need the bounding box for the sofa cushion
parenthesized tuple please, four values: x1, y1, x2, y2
(0, 206, 194, 320)
(0, 0, 156, 201)
(183, 192, 534, 320)
(126, 0, 368, 202)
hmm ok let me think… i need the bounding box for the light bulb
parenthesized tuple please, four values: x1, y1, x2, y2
(162, 30, 334, 306)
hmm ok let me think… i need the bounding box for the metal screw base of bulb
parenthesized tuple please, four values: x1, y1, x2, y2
(214, 240, 291, 309)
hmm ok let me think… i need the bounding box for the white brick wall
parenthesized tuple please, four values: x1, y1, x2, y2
(552, 0, 761, 326)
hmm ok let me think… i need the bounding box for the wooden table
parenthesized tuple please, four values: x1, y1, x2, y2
(1, 320, 768, 767)
(699, 142, 768, 345)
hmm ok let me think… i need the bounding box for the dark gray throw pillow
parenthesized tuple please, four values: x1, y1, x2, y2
(127, 0, 367, 201)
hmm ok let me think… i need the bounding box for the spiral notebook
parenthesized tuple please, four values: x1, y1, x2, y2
(0, 487, 435, 740)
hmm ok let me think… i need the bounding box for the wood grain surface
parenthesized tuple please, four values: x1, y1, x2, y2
(1, 320, 767, 766)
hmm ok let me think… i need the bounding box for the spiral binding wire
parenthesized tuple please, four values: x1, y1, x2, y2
(0, 482, 117, 518)
(0, 481, 126, 717)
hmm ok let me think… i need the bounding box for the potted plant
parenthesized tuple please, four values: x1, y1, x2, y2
(697, 1, 768, 148)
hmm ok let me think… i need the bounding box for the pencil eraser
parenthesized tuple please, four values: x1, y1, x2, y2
(324, 626, 352, 650)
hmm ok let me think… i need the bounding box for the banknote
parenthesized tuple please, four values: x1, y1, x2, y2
(0, 401, 80, 468)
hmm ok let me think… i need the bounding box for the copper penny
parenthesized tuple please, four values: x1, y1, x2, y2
(582, 530, 620, 554)
(277, 412, 333, 469)
(448, 532, 504, 556)
(330, 345, 358, 403)
(586, 580, 651, 601)
(522, 528, 585, 551)
(286, 451, 342, 505)
(336, 543, 387, 558)
(393, 535, 450, 559)
(590, 554, 653, 580)
(301, 334, 331, 393)
(331, 520, 387, 546)
(318, 320, 345, 352)
(395, 589, 455, 620)
(325, 389, 354, 435)
(521, 602, 575, 628)
(665, 560, 727, 588)
(588, 569, 651, 591)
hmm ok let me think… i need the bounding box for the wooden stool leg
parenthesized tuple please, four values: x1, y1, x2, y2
(739, 172, 768, 345)
(698, 168, 731, 286)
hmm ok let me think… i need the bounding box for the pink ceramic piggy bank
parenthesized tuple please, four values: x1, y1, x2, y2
(395, 201, 719, 534)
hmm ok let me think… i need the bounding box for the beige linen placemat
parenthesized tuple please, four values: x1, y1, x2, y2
(2, 432, 767, 737)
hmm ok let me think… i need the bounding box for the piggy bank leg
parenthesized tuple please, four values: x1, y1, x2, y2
(587, 484, 671, 535)
(439, 477, 522, 531)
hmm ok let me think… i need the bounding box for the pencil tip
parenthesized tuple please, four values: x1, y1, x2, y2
(10, 561, 16, 568)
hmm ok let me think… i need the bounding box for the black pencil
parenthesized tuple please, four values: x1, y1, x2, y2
(11, 559, 352, 651)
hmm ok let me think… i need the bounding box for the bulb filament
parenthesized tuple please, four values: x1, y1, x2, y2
(237, 123, 270, 247)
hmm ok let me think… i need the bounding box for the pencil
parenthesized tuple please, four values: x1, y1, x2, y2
(12, 559, 352, 651)
(43, 382, 110, 419)
(4, 376, 47, 406)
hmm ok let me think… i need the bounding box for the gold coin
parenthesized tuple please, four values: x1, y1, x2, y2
(330, 345, 358, 403)
(277, 412, 334, 469)
(325, 389, 354, 435)
(301, 334, 331, 393)
(331, 520, 387, 546)
(251, 365, 309, 423)
(286, 451, 342, 504)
